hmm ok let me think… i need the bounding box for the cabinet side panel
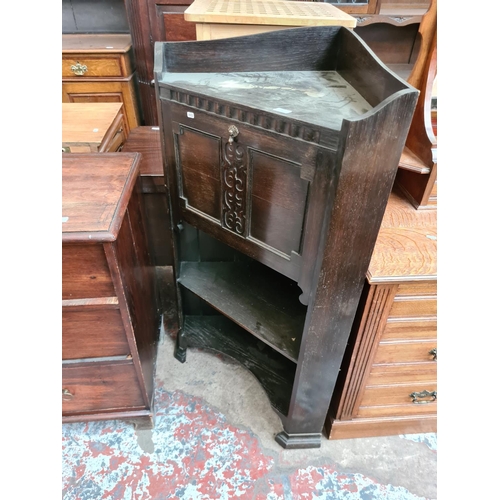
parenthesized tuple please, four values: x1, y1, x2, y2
(113, 184, 159, 405)
(285, 91, 418, 436)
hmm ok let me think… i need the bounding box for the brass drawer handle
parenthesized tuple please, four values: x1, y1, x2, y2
(409, 390, 437, 404)
(228, 125, 239, 143)
(62, 388, 74, 400)
(429, 348, 437, 361)
(71, 62, 88, 76)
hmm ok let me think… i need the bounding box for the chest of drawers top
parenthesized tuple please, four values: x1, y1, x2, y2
(62, 102, 124, 151)
(62, 34, 133, 54)
(62, 152, 141, 242)
(367, 188, 437, 284)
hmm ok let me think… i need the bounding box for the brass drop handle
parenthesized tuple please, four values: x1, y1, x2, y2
(62, 388, 74, 400)
(409, 390, 437, 404)
(71, 61, 88, 76)
(429, 348, 437, 361)
(228, 125, 239, 143)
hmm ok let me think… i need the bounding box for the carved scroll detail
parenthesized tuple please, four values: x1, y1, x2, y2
(221, 140, 247, 235)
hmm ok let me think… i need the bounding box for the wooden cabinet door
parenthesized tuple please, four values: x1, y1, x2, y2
(162, 101, 321, 284)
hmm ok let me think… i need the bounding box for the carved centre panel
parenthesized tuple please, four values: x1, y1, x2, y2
(221, 139, 247, 236)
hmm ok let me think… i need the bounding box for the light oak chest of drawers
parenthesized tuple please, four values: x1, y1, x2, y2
(62, 102, 127, 153)
(62, 34, 141, 133)
(326, 188, 437, 439)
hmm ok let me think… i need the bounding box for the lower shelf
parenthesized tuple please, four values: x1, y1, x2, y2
(183, 315, 296, 416)
(179, 260, 306, 362)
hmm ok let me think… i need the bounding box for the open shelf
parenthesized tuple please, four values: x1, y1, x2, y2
(184, 315, 295, 416)
(178, 260, 307, 363)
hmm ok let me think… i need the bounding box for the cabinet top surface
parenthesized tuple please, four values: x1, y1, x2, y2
(367, 189, 437, 283)
(62, 103, 123, 146)
(62, 153, 140, 240)
(62, 34, 132, 53)
(160, 70, 372, 129)
(184, 0, 356, 28)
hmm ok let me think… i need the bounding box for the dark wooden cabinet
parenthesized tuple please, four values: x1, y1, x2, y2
(124, 0, 197, 125)
(155, 26, 418, 448)
(62, 153, 160, 429)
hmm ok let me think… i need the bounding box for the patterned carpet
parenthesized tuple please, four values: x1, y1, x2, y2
(62, 379, 437, 499)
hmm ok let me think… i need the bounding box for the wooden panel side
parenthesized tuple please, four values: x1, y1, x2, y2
(284, 89, 418, 436)
(111, 182, 159, 405)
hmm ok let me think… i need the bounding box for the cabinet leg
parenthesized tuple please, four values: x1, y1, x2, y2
(174, 329, 187, 363)
(275, 431, 322, 449)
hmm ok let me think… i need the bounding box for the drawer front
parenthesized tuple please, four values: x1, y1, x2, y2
(396, 281, 436, 297)
(373, 340, 437, 365)
(62, 244, 115, 299)
(366, 362, 436, 386)
(359, 383, 437, 412)
(382, 318, 436, 341)
(388, 296, 437, 318)
(62, 361, 145, 414)
(62, 56, 123, 78)
(62, 307, 129, 360)
(389, 281, 437, 319)
(357, 401, 437, 419)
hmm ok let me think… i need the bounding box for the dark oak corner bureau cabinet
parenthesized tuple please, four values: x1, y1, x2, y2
(154, 26, 418, 448)
(62, 153, 160, 429)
